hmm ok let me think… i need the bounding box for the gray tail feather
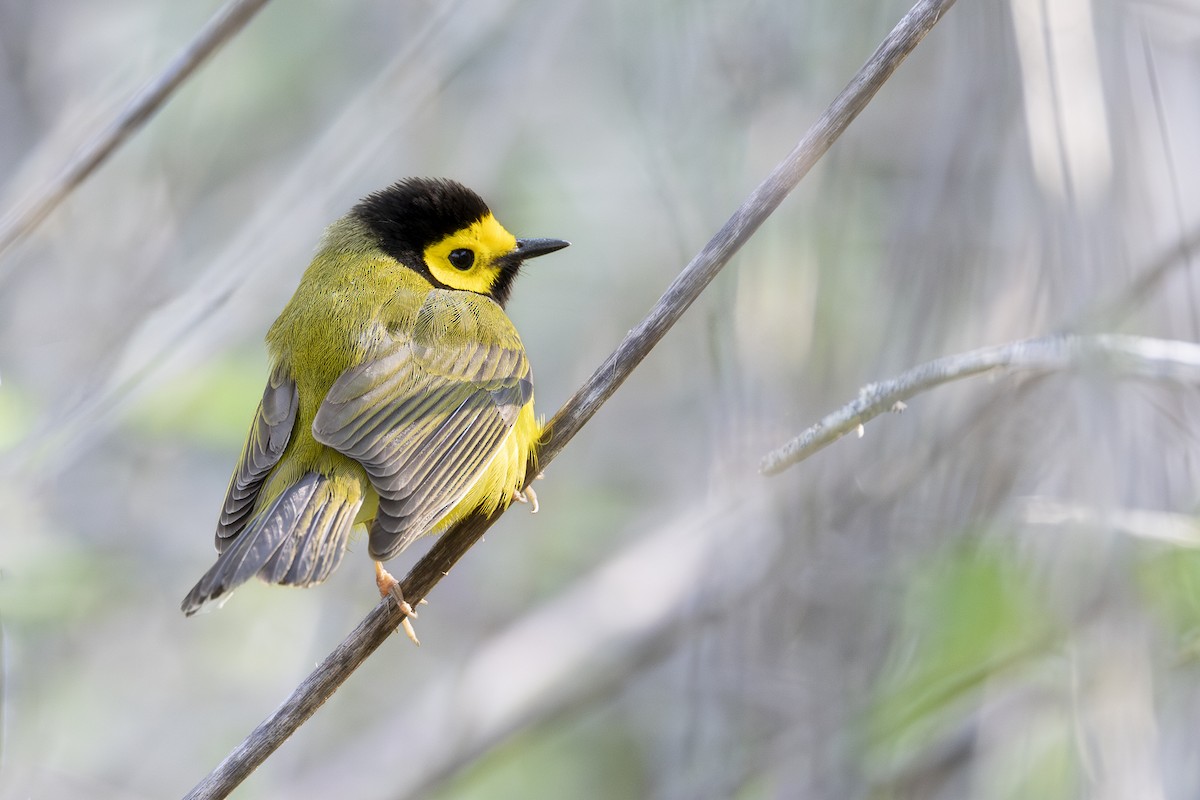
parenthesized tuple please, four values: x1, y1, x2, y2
(181, 473, 363, 615)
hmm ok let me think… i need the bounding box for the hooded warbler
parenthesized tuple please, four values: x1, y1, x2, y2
(181, 177, 568, 639)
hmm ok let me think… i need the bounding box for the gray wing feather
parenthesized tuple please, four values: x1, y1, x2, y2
(216, 363, 298, 549)
(181, 472, 364, 614)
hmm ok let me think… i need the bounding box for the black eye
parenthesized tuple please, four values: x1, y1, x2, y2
(448, 248, 475, 270)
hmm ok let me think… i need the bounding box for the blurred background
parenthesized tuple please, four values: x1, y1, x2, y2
(2, 0, 1199, 797)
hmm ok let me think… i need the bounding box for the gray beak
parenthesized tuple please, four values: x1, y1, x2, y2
(514, 238, 570, 259)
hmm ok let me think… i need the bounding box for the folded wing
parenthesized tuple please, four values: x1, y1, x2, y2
(313, 290, 531, 561)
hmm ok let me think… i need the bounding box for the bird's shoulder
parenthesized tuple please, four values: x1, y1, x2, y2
(381, 286, 525, 354)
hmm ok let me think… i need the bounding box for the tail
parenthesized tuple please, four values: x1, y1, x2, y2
(181, 472, 364, 615)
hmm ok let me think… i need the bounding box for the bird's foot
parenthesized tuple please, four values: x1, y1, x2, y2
(375, 561, 421, 646)
(513, 472, 544, 514)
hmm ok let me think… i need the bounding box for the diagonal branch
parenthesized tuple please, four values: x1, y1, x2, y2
(182, 1, 959, 797)
(759, 334, 1200, 475)
(0, 0, 272, 269)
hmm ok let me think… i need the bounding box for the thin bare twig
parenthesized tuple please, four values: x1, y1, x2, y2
(759, 334, 1200, 475)
(0, 0, 271, 269)
(182, 1, 958, 797)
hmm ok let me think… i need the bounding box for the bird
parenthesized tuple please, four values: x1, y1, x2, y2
(180, 177, 568, 643)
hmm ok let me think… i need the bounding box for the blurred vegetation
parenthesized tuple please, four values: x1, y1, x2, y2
(2, 0, 1200, 798)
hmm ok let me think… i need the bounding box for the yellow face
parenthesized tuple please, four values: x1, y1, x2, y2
(423, 213, 518, 295)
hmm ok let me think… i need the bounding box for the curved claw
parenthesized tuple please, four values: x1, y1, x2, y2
(513, 485, 539, 514)
(512, 471, 545, 514)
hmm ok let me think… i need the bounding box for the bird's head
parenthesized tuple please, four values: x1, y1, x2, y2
(352, 177, 568, 306)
